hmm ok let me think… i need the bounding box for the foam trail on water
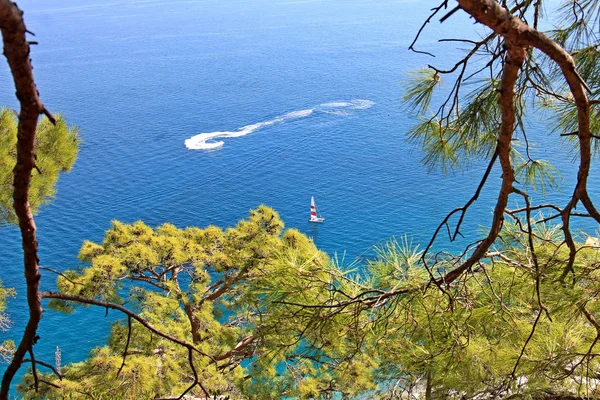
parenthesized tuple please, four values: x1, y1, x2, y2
(319, 99, 375, 110)
(185, 109, 313, 150)
(185, 99, 374, 150)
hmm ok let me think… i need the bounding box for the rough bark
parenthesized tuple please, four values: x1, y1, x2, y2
(456, 0, 597, 221)
(0, 1, 53, 398)
(183, 303, 202, 345)
(425, 0, 595, 287)
(435, 21, 526, 286)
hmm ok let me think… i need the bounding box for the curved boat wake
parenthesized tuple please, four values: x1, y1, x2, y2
(184, 99, 375, 150)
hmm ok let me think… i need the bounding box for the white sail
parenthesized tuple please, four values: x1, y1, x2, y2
(309, 196, 324, 223)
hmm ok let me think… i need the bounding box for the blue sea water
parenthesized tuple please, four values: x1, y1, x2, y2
(0, 0, 598, 395)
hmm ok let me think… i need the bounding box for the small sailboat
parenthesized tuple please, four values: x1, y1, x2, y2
(309, 196, 325, 223)
(585, 236, 600, 247)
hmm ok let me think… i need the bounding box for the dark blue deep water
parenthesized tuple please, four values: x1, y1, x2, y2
(0, 0, 597, 394)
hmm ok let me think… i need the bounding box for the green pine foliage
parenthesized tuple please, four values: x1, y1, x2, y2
(407, 79, 501, 174)
(21, 208, 600, 399)
(19, 207, 338, 399)
(0, 280, 16, 364)
(255, 224, 600, 399)
(0, 107, 79, 225)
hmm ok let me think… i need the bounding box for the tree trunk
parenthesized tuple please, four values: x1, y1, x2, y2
(184, 303, 202, 345)
(425, 372, 432, 400)
(0, 1, 53, 398)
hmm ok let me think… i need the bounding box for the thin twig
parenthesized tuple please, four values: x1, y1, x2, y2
(23, 359, 63, 380)
(116, 316, 132, 378)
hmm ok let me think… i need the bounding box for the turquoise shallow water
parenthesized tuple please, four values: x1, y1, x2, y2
(0, 0, 598, 393)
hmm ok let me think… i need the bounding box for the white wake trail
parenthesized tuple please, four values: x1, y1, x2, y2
(319, 99, 375, 110)
(185, 109, 314, 150)
(185, 99, 374, 151)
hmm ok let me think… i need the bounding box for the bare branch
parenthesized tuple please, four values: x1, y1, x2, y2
(28, 349, 38, 393)
(22, 359, 62, 380)
(440, 5, 462, 23)
(116, 316, 132, 378)
(39, 266, 83, 287)
(38, 379, 60, 389)
(434, 42, 525, 286)
(510, 308, 543, 381)
(408, 1, 449, 57)
(41, 292, 215, 362)
(155, 348, 211, 400)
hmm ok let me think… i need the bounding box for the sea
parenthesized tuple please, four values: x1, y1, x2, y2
(0, 0, 597, 395)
